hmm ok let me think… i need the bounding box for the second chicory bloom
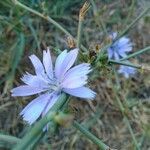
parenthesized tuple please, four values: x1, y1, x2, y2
(118, 65, 136, 78)
(11, 48, 96, 125)
(107, 32, 132, 60)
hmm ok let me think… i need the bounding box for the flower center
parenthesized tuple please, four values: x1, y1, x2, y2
(47, 77, 61, 93)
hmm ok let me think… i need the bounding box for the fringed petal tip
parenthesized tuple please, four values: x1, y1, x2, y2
(19, 93, 51, 125)
(86, 90, 96, 100)
(19, 113, 33, 125)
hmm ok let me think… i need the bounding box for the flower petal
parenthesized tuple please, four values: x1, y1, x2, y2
(107, 48, 113, 59)
(119, 50, 127, 58)
(63, 63, 91, 80)
(118, 65, 136, 78)
(21, 72, 49, 88)
(43, 48, 53, 79)
(59, 48, 78, 79)
(114, 52, 120, 60)
(55, 50, 67, 79)
(110, 32, 117, 39)
(11, 85, 46, 96)
(29, 54, 45, 76)
(61, 63, 91, 88)
(20, 93, 50, 124)
(63, 86, 96, 100)
(61, 75, 88, 89)
(42, 93, 60, 116)
(118, 37, 132, 50)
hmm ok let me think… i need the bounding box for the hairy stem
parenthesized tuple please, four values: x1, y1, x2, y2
(108, 59, 141, 68)
(73, 121, 110, 150)
(90, 0, 108, 35)
(0, 134, 20, 144)
(13, 93, 67, 150)
(120, 46, 150, 61)
(112, 68, 140, 150)
(115, 7, 150, 41)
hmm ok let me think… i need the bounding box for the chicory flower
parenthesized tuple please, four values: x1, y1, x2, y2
(118, 64, 136, 78)
(11, 48, 96, 124)
(107, 32, 132, 60)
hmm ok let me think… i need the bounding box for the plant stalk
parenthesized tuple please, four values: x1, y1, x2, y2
(108, 59, 141, 68)
(73, 121, 110, 150)
(13, 93, 67, 150)
(120, 46, 150, 61)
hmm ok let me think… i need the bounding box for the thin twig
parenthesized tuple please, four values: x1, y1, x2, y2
(120, 46, 150, 61)
(73, 121, 110, 150)
(112, 69, 140, 150)
(108, 59, 141, 69)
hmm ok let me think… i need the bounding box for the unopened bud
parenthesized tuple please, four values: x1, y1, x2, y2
(79, 1, 90, 20)
(67, 36, 76, 49)
(141, 64, 150, 71)
(54, 112, 74, 127)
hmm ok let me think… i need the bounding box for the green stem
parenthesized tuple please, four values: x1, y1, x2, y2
(108, 59, 141, 69)
(13, 93, 67, 150)
(113, 88, 140, 150)
(0, 134, 20, 147)
(115, 7, 150, 41)
(28, 19, 41, 51)
(29, 132, 45, 150)
(120, 46, 150, 61)
(13, 0, 88, 52)
(124, 0, 135, 25)
(112, 71, 140, 150)
(73, 121, 110, 150)
(90, 0, 107, 35)
(124, 117, 140, 150)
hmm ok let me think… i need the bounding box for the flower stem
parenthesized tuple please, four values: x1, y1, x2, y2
(108, 59, 141, 68)
(0, 134, 20, 146)
(13, 93, 67, 150)
(115, 7, 150, 41)
(112, 68, 140, 150)
(113, 88, 140, 150)
(90, 0, 108, 35)
(120, 46, 150, 61)
(124, 117, 140, 150)
(73, 121, 110, 150)
(12, 0, 88, 52)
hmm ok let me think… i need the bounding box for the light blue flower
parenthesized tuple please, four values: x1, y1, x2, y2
(118, 64, 136, 78)
(11, 48, 96, 124)
(107, 32, 132, 60)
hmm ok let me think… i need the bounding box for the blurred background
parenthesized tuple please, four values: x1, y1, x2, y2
(0, 0, 150, 149)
